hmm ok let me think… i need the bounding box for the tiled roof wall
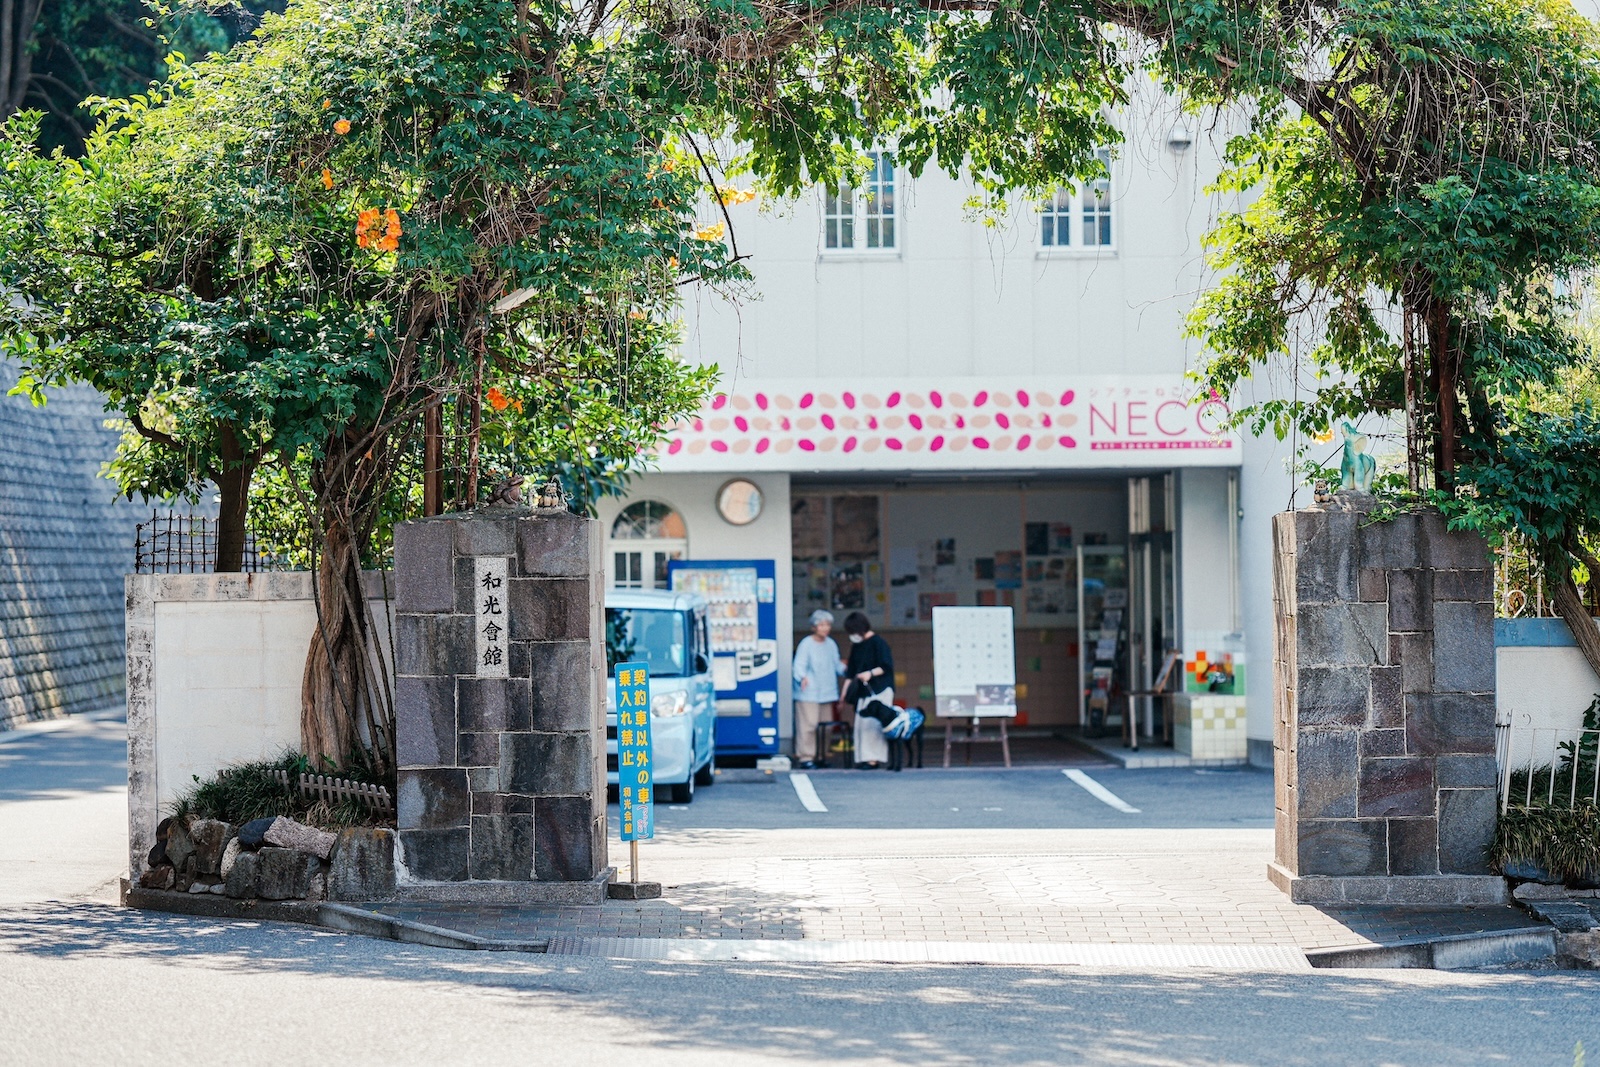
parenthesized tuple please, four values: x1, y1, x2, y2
(0, 360, 146, 729)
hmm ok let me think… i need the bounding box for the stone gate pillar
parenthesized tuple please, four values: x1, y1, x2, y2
(1270, 493, 1504, 904)
(391, 507, 609, 902)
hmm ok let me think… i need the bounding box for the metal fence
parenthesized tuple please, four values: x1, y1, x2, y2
(1497, 720, 1600, 813)
(1495, 535, 1600, 619)
(134, 511, 268, 574)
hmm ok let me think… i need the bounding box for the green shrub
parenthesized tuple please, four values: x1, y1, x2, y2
(170, 750, 394, 829)
(1492, 803, 1600, 884)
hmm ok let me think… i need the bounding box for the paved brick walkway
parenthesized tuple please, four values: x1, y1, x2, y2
(370, 828, 1539, 951)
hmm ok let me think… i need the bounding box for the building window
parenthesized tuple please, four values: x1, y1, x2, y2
(1040, 188, 1073, 249)
(1081, 148, 1113, 247)
(609, 501, 687, 590)
(823, 151, 896, 252)
(1040, 148, 1114, 251)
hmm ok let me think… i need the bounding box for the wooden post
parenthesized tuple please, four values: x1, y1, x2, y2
(423, 397, 444, 516)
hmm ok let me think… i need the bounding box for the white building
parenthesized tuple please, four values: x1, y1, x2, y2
(599, 103, 1295, 766)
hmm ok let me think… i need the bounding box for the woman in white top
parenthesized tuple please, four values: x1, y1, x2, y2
(791, 609, 846, 769)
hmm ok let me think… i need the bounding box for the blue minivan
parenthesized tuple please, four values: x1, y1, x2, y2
(605, 588, 717, 803)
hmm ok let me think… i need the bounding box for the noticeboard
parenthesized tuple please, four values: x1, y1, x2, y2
(932, 606, 1017, 718)
(615, 661, 654, 841)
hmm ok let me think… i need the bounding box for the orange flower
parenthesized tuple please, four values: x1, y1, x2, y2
(693, 222, 726, 241)
(376, 234, 399, 253)
(511, 399, 524, 413)
(321, 168, 334, 189)
(487, 387, 510, 411)
(355, 207, 381, 248)
(384, 208, 401, 237)
(334, 118, 352, 135)
(322, 99, 332, 110)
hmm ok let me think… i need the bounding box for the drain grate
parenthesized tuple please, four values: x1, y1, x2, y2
(543, 937, 1311, 970)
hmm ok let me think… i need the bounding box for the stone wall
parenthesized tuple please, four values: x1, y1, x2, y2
(392, 510, 608, 894)
(1270, 495, 1504, 904)
(0, 359, 145, 729)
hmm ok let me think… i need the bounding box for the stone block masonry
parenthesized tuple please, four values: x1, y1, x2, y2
(1270, 494, 1505, 905)
(1, 358, 146, 729)
(393, 509, 608, 894)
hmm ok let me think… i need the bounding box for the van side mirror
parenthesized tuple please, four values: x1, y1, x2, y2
(694, 653, 710, 675)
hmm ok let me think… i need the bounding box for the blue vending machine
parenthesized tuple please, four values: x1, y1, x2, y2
(668, 559, 780, 757)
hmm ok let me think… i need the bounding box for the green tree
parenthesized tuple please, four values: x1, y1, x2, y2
(10, 0, 1600, 769)
(0, 0, 738, 771)
(1181, 0, 1600, 675)
(3, 0, 278, 154)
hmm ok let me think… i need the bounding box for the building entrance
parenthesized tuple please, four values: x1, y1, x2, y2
(791, 475, 1178, 734)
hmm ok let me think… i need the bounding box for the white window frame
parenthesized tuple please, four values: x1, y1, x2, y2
(1038, 147, 1116, 256)
(821, 150, 899, 256)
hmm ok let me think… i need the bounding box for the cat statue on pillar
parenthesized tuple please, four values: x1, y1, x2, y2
(1340, 421, 1377, 493)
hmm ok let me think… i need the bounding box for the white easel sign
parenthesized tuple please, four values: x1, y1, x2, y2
(932, 606, 1017, 718)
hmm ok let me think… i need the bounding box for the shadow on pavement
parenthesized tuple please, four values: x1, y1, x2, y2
(0, 715, 128, 802)
(1, 900, 1597, 1065)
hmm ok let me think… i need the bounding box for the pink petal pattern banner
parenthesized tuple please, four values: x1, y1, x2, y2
(650, 378, 1240, 471)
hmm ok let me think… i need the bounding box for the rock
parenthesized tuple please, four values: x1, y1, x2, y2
(189, 819, 234, 876)
(328, 828, 397, 901)
(264, 817, 338, 860)
(186, 881, 211, 895)
(166, 821, 196, 871)
(237, 816, 277, 849)
(138, 865, 175, 891)
(173, 856, 197, 894)
(1559, 931, 1600, 968)
(1514, 881, 1574, 902)
(219, 838, 242, 879)
(307, 872, 326, 903)
(208, 883, 227, 895)
(224, 851, 259, 899)
(1501, 860, 1559, 884)
(256, 846, 323, 900)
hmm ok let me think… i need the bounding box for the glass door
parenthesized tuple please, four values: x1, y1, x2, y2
(1129, 530, 1176, 743)
(1077, 545, 1128, 737)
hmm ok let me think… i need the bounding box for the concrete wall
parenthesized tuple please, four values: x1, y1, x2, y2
(681, 92, 1238, 381)
(126, 572, 392, 880)
(1495, 618, 1600, 737)
(0, 359, 146, 729)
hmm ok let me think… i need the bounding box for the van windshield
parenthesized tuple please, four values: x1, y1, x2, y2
(605, 608, 688, 678)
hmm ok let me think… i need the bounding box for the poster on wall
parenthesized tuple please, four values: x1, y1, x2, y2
(932, 606, 1018, 718)
(993, 551, 1022, 590)
(888, 547, 919, 626)
(918, 592, 958, 622)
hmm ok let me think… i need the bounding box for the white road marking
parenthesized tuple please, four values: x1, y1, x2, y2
(789, 772, 828, 813)
(1063, 768, 1141, 813)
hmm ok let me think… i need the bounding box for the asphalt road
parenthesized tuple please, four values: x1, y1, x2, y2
(3, 712, 1599, 1067)
(650, 762, 1276, 831)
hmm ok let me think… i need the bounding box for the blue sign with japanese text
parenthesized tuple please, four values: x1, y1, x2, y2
(615, 661, 653, 841)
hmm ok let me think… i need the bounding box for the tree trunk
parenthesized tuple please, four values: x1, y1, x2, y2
(214, 425, 255, 573)
(301, 517, 368, 770)
(2, 0, 46, 119)
(1549, 546, 1600, 685)
(300, 426, 396, 776)
(1428, 299, 1458, 490)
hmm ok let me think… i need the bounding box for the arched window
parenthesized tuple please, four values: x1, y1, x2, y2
(608, 501, 687, 589)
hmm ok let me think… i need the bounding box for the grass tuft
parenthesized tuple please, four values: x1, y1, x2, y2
(169, 750, 394, 829)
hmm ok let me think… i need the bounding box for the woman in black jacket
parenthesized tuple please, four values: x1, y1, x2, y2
(841, 612, 894, 767)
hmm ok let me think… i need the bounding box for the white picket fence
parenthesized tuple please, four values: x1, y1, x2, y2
(268, 769, 395, 814)
(1496, 721, 1600, 813)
